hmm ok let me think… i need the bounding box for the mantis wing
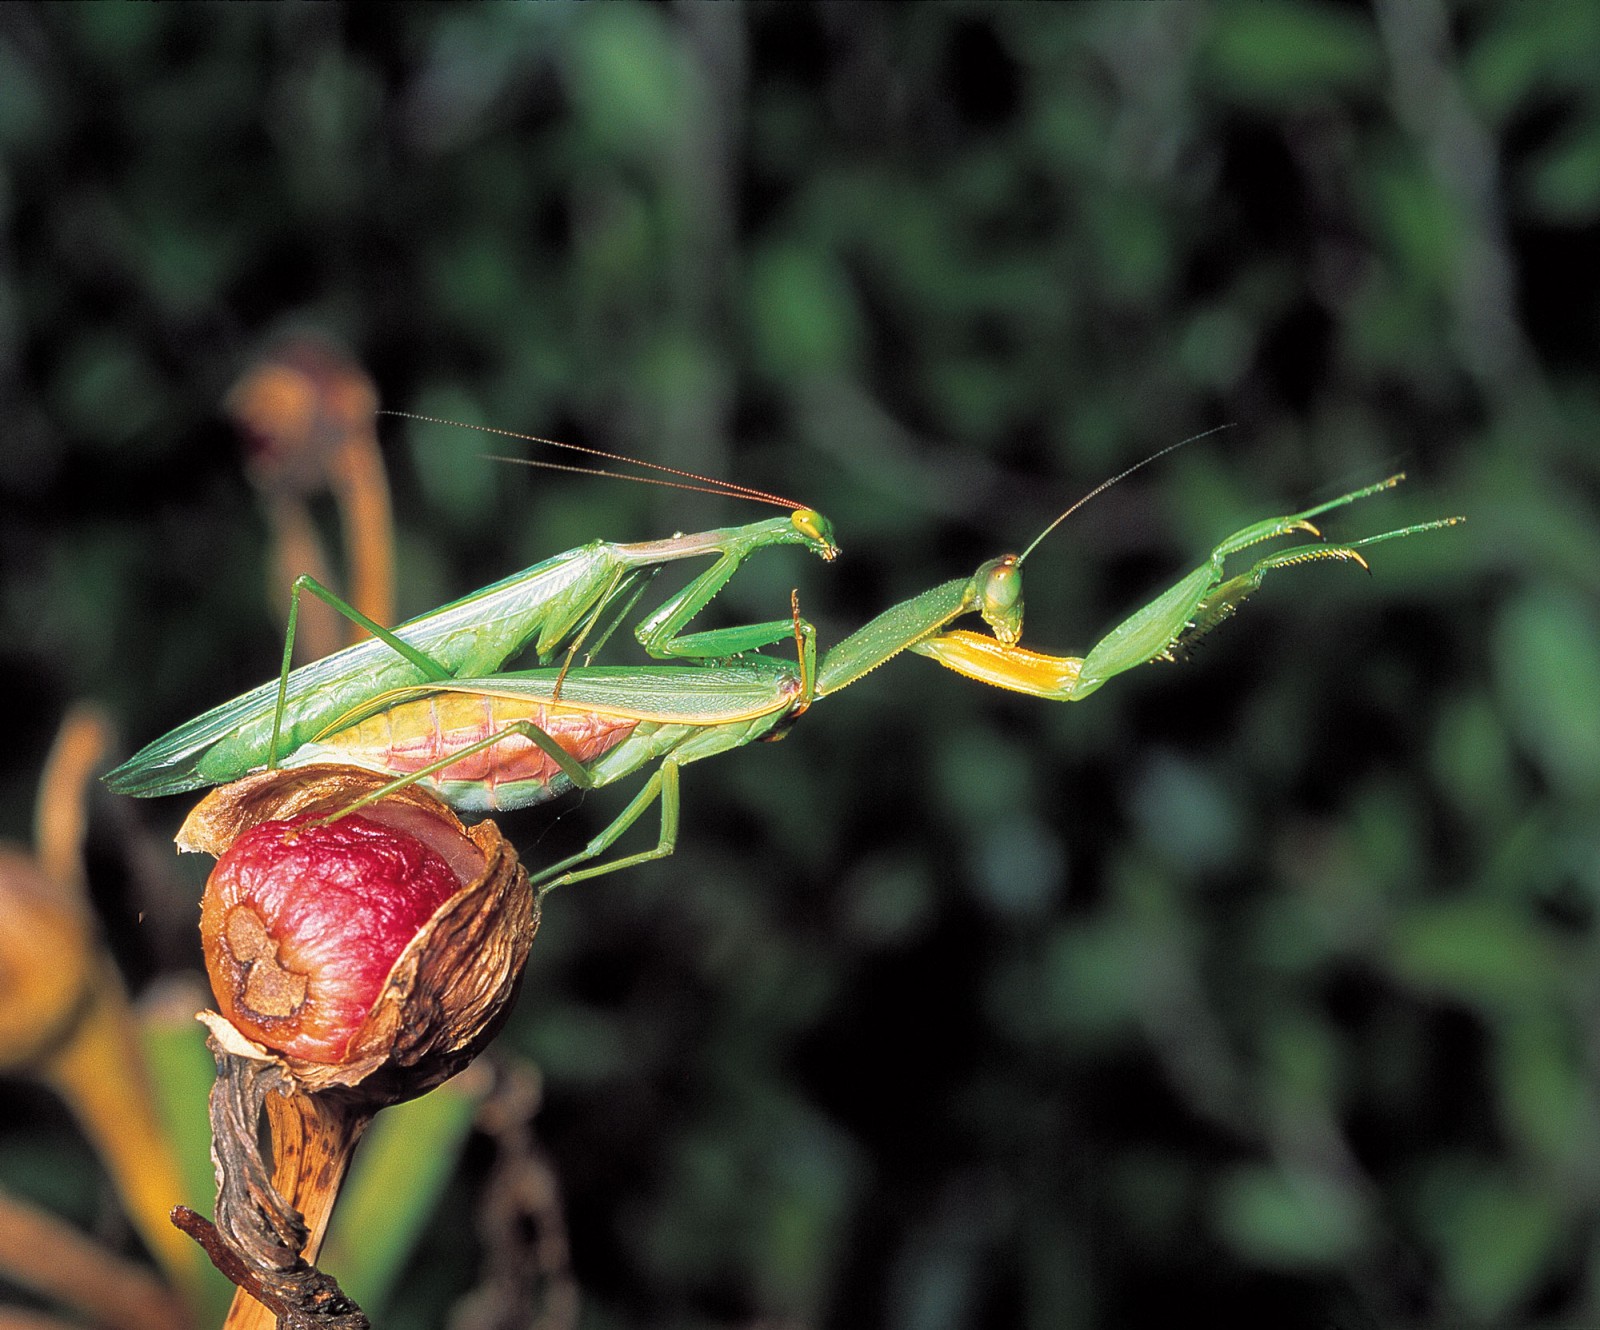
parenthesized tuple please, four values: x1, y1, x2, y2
(105, 547, 617, 797)
(103, 636, 433, 797)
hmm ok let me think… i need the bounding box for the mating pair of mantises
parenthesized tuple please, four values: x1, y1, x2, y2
(106, 418, 1462, 894)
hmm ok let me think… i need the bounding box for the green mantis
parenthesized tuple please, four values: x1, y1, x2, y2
(104, 508, 839, 800)
(106, 437, 1461, 895)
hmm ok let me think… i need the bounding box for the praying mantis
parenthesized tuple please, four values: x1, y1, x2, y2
(105, 425, 1462, 894)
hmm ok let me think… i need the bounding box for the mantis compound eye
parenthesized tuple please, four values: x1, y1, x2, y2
(978, 555, 1024, 646)
(791, 508, 841, 561)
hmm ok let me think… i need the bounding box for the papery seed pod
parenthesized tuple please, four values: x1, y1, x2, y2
(178, 767, 536, 1328)
(182, 765, 535, 1104)
(202, 812, 464, 1064)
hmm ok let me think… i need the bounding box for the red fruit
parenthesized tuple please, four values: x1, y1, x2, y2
(201, 812, 464, 1064)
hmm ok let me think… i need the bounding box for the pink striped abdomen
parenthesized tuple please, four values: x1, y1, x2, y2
(317, 692, 637, 810)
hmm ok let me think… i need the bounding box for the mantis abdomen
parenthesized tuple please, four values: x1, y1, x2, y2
(290, 692, 638, 813)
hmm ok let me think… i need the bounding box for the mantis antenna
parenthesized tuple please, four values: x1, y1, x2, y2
(1016, 423, 1237, 566)
(380, 409, 807, 512)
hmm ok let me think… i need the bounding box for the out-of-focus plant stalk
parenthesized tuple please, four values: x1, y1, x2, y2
(0, 708, 205, 1311)
(262, 497, 342, 665)
(226, 336, 394, 664)
(34, 959, 206, 1309)
(0, 1181, 186, 1330)
(327, 407, 394, 642)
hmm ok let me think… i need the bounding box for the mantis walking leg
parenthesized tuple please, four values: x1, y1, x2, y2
(270, 575, 454, 766)
(529, 595, 809, 890)
(527, 760, 681, 894)
(313, 709, 682, 893)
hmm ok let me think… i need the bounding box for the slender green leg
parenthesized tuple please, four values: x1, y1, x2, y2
(633, 551, 806, 659)
(561, 569, 654, 670)
(550, 566, 648, 699)
(529, 759, 681, 895)
(1178, 515, 1465, 651)
(315, 706, 688, 891)
(1076, 513, 1462, 693)
(615, 509, 837, 664)
(788, 591, 819, 713)
(270, 575, 455, 767)
(1208, 475, 1405, 561)
(588, 511, 841, 669)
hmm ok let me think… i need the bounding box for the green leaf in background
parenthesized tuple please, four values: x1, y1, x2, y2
(1493, 585, 1600, 801)
(52, 335, 162, 450)
(1526, 115, 1600, 222)
(1202, 0, 1382, 107)
(1492, 1011, 1584, 1168)
(1387, 900, 1558, 1012)
(136, 994, 219, 1223)
(567, 3, 687, 161)
(1365, 151, 1465, 303)
(1462, 0, 1600, 127)
(1415, 1165, 1564, 1321)
(1213, 1164, 1369, 1268)
(137, 992, 236, 1327)
(0, 35, 48, 153)
(403, 392, 503, 529)
(747, 240, 864, 382)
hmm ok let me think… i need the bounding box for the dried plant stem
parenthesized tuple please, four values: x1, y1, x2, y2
(220, 1091, 371, 1330)
(0, 1311, 92, 1330)
(21, 707, 206, 1303)
(263, 1091, 370, 1267)
(229, 338, 394, 663)
(0, 1185, 189, 1330)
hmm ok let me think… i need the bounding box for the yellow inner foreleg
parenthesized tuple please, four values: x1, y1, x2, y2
(911, 631, 1085, 700)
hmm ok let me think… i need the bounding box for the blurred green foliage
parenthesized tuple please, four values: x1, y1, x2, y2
(1, 2, 1597, 1326)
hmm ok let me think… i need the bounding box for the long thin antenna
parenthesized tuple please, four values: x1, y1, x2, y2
(482, 454, 816, 505)
(380, 409, 804, 511)
(1016, 423, 1236, 565)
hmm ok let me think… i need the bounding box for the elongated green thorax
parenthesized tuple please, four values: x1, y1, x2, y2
(815, 556, 1021, 697)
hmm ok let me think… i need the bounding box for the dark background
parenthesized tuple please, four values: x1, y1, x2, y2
(2, 3, 1597, 1327)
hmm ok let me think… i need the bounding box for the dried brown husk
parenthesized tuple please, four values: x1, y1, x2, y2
(181, 765, 536, 1105)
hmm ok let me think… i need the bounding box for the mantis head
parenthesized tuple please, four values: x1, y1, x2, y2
(975, 555, 1023, 646)
(983, 425, 1235, 648)
(791, 508, 841, 562)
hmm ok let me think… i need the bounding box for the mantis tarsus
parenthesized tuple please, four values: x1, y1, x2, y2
(106, 432, 1462, 895)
